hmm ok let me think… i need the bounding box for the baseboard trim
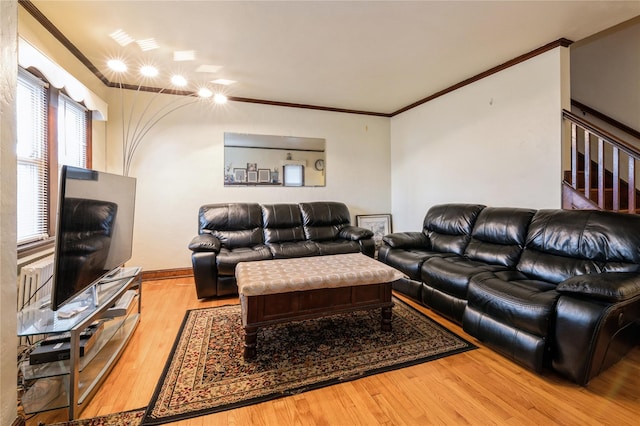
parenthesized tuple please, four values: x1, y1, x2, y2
(141, 268, 193, 281)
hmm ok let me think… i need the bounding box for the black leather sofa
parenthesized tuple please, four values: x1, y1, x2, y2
(188, 201, 375, 299)
(378, 203, 640, 385)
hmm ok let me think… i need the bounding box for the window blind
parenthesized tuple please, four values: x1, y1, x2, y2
(17, 69, 49, 244)
(58, 93, 87, 167)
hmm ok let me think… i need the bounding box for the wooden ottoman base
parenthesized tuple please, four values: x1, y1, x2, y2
(241, 282, 393, 360)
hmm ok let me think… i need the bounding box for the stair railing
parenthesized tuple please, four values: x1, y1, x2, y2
(563, 109, 640, 212)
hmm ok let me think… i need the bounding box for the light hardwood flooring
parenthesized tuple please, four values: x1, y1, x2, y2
(26, 277, 640, 425)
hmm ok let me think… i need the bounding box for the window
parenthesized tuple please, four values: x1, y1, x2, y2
(283, 164, 304, 187)
(16, 68, 90, 247)
(58, 93, 88, 167)
(17, 70, 48, 245)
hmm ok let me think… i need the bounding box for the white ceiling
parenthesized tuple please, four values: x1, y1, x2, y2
(28, 1, 640, 115)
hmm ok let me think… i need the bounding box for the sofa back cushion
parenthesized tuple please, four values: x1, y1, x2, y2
(517, 209, 640, 283)
(198, 203, 264, 249)
(423, 204, 485, 255)
(300, 202, 351, 241)
(261, 204, 306, 244)
(464, 207, 535, 267)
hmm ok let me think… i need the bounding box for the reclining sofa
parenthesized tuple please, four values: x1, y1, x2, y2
(189, 201, 375, 299)
(378, 203, 640, 385)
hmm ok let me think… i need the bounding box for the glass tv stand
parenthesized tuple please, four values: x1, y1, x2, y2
(17, 266, 142, 419)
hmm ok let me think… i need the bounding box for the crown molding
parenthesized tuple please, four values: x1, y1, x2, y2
(390, 38, 573, 117)
(20, 0, 573, 118)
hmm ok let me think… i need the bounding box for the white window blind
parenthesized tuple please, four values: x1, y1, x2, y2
(16, 69, 89, 247)
(58, 93, 87, 167)
(17, 70, 49, 244)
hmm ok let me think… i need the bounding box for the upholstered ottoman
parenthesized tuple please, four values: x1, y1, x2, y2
(236, 253, 404, 360)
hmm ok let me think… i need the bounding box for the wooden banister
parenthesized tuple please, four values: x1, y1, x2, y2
(563, 109, 640, 213)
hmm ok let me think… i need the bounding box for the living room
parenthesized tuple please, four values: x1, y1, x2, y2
(2, 1, 640, 425)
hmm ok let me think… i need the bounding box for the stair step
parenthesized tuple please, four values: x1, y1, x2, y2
(563, 182, 640, 210)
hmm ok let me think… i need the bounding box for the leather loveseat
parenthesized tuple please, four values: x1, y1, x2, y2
(378, 203, 640, 385)
(189, 201, 375, 299)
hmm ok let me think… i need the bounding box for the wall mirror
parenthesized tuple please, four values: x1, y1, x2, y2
(224, 133, 326, 187)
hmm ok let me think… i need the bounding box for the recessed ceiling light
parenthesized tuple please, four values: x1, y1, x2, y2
(214, 94, 228, 104)
(140, 65, 159, 77)
(137, 38, 159, 51)
(174, 50, 196, 61)
(107, 59, 127, 72)
(211, 79, 236, 86)
(197, 87, 213, 98)
(196, 64, 223, 73)
(109, 29, 134, 46)
(171, 75, 188, 87)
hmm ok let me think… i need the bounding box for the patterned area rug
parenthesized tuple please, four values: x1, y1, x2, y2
(47, 408, 145, 425)
(142, 297, 476, 425)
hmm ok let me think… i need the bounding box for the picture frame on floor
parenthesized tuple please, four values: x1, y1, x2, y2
(356, 214, 392, 248)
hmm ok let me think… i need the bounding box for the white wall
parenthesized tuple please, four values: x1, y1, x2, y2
(389, 47, 570, 231)
(106, 92, 391, 271)
(0, 1, 17, 423)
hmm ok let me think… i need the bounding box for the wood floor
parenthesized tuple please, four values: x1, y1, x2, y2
(26, 277, 640, 425)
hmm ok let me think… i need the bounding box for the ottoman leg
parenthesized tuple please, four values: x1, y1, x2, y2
(244, 325, 258, 360)
(381, 306, 392, 332)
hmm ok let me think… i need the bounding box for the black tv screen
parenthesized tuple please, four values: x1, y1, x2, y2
(51, 166, 136, 311)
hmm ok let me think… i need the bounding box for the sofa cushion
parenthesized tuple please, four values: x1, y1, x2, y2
(423, 204, 485, 255)
(300, 201, 351, 241)
(422, 256, 508, 299)
(261, 204, 306, 244)
(313, 239, 362, 256)
(268, 241, 319, 259)
(518, 209, 640, 283)
(466, 270, 559, 337)
(464, 207, 535, 267)
(216, 246, 273, 275)
(199, 203, 264, 249)
(378, 247, 453, 281)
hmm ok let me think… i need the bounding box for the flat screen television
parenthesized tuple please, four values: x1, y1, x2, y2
(51, 166, 137, 311)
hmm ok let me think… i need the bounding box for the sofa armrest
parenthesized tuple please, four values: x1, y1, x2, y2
(339, 226, 374, 241)
(556, 272, 640, 302)
(382, 232, 429, 249)
(188, 234, 221, 253)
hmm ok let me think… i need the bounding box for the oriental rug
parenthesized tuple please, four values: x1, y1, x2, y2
(48, 408, 145, 425)
(142, 297, 476, 425)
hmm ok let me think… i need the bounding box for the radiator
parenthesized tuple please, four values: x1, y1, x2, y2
(17, 254, 55, 347)
(17, 254, 54, 312)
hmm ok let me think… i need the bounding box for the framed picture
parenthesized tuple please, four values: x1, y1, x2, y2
(247, 170, 258, 183)
(234, 168, 247, 183)
(356, 214, 392, 248)
(246, 163, 257, 172)
(258, 169, 271, 183)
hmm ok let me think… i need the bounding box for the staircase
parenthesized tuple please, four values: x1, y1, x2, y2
(562, 109, 640, 214)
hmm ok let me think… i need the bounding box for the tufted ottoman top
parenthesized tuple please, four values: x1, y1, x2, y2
(236, 253, 405, 296)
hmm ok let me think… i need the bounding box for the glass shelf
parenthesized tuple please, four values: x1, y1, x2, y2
(17, 267, 141, 337)
(18, 266, 142, 419)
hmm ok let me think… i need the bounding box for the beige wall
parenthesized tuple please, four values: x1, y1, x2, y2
(571, 16, 640, 132)
(106, 90, 392, 271)
(1, 1, 18, 423)
(18, 7, 109, 172)
(390, 47, 570, 231)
